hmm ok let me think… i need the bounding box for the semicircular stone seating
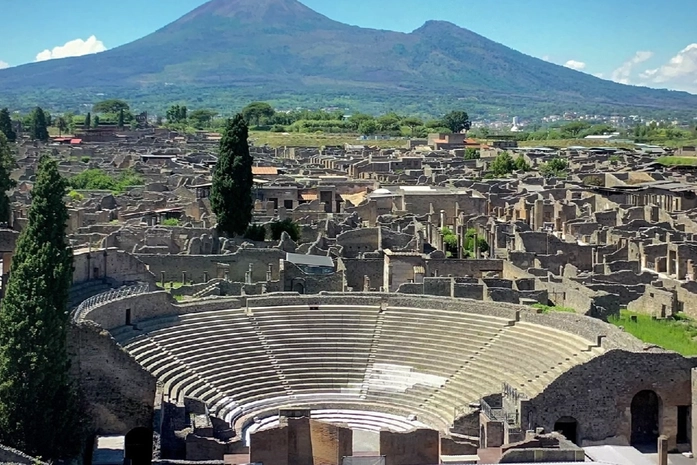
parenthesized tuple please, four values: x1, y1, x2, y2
(113, 304, 604, 434)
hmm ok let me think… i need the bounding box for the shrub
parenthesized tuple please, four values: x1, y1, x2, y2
(80, 156, 90, 163)
(270, 218, 300, 241)
(69, 168, 144, 193)
(67, 190, 84, 202)
(244, 224, 267, 241)
(161, 218, 179, 226)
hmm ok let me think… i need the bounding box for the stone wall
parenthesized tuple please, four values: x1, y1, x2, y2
(0, 444, 45, 465)
(136, 249, 285, 283)
(521, 350, 697, 450)
(379, 429, 440, 465)
(68, 321, 156, 435)
(73, 248, 157, 285)
(340, 258, 384, 291)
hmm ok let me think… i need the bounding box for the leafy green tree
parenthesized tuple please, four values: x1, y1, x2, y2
(0, 108, 16, 142)
(358, 120, 378, 136)
(211, 114, 254, 236)
(540, 157, 569, 177)
(0, 155, 82, 459)
(166, 105, 188, 124)
(189, 109, 218, 129)
(514, 155, 531, 171)
(442, 110, 471, 133)
(92, 115, 100, 128)
(376, 112, 401, 132)
(560, 121, 591, 139)
(29, 107, 49, 142)
(0, 134, 16, 224)
(84, 112, 91, 129)
(241, 102, 275, 126)
(92, 99, 130, 114)
(464, 148, 480, 160)
(464, 228, 489, 257)
(489, 151, 515, 177)
(440, 227, 458, 257)
(244, 224, 267, 241)
(402, 117, 423, 136)
(56, 116, 68, 136)
(270, 218, 300, 241)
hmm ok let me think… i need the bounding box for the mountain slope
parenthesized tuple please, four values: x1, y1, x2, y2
(0, 0, 695, 112)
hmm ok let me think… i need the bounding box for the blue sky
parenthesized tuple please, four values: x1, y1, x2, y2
(1, 0, 696, 92)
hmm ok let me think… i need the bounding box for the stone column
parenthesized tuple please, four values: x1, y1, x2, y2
(658, 435, 668, 465)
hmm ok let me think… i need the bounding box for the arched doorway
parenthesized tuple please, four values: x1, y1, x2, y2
(631, 390, 660, 446)
(554, 416, 579, 445)
(125, 427, 153, 465)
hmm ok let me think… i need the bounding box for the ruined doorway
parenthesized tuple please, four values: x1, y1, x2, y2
(554, 416, 579, 445)
(125, 427, 153, 465)
(479, 425, 486, 449)
(293, 282, 305, 294)
(631, 390, 660, 446)
(677, 405, 690, 445)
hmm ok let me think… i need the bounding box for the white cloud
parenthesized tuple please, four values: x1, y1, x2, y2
(564, 60, 586, 71)
(0, 61, 8, 70)
(611, 50, 654, 84)
(541, 55, 551, 62)
(594, 72, 605, 78)
(35, 35, 106, 62)
(639, 43, 697, 93)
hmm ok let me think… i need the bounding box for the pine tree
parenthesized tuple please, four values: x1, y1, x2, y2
(84, 112, 91, 129)
(0, 156, 81, 459)
(29, 107, 49, 142)
(0, 134, 17, 224)
(118, 108, 125, 129)
(0, 108, 16, 143)
(210, 114, 253, 236)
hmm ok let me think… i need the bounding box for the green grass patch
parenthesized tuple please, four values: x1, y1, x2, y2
(655, 156, 697, 167)
(249, 130, 407, 149)
(609, 310, 697, 356)
(532, 303, 576, 314)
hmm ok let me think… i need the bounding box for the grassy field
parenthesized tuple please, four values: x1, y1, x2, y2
(609, 310, 697, 356)
(655, 156, 697, 166)
(531, 303, 576, 313)
(249, 131, 408, 149)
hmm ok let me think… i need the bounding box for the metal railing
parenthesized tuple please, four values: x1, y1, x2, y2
(72, 283, 151, 321)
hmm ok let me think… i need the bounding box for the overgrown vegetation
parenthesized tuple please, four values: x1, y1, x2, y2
(270, 218, 301, 241)
(161, 218, 180, 226)
(609, 310, 697, 356)
(243, 224, 267, 242)
(655, 156, 697, 167)
(68, 168, 144, 193)
(532, 303, 576, 314)
(539, 157, 569, 177)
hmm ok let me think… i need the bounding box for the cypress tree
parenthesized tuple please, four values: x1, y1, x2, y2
(0, 108, 16, 142)
(29, 107, 49, 142)
(118, 108, 125, 129)
(0, 134, 16, 224)
(84, 112, 91, 129)
(210, 114, 253, 236)
(0, 156, 81, 459)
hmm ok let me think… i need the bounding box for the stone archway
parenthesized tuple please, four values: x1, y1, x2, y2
(554, 416, 579, 445)
(631, 390, 661, 446)
(125, 427, 153, 465)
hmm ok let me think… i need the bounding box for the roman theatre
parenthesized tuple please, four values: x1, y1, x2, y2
(69, 288, 697, 462)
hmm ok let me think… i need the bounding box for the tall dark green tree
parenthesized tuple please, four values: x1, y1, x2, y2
(210, 114, 253, 236)
(443, 110, 471, 133)
(29, 107, 49, 142)
(0, 156, 81, 459)
(118, 108, 125, 129)
(0, 108, 16, 142)
(84, 112, 91, 129)
(0, 134, 17, 224)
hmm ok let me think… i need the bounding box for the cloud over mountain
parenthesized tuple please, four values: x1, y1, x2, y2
(35, 36, 106, 62)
